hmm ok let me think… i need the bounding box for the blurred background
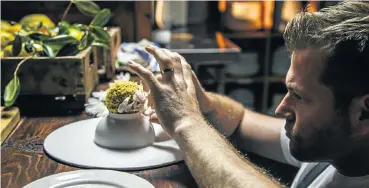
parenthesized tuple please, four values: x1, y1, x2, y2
(1, 0, 341, 116)
(1, 1, 344, 185)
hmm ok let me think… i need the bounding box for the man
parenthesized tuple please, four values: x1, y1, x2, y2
(128, 1, 369, 187)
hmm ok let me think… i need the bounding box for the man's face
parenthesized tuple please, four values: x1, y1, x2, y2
(275, 49, 352, 162)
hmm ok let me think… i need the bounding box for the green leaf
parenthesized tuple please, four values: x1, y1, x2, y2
(29, 32, 50, 41)
(90, 33, 109, 45)
(90, 26, 110, 42)
(56, 43, 80, 56)
(89, 9, 111, 27)
(46, 44, 66, 56)
(94, 39, 109, 45)
(58, 27, 68, 35)
(58, 21, 71, 35)
(43, 34, 79, 46)
(59, 21, 71, 28)
(24, 40, 36, 53)
(72, 0, 101, 17)
(78, 31, 89, 50)
(4, 76, 20, 107)
(12, 34, 22, 56)
(25, 42, 34, 53)
(32, 43, 43, 53)
(72, 24, 88, 31)
(43, 44, 55, 57)
(78, 32, 95, 51)
(92, 41, 109, 49)
(86, 33, 95, 48)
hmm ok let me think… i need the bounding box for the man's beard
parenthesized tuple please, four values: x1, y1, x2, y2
(289, 111, 352, 162)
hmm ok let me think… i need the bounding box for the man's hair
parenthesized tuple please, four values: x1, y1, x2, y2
(284, 1, 369, 110)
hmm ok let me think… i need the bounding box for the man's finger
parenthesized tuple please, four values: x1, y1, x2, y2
(164, 50, 185, 88)
(178, 55, 196, 95)
(163, 49, 182, 70)
(145, 45, 173, 70)
(192, 70, 206, 94)
(146, 46, 175, 83)
(191, 70, 212, 112)
(150, 113, 161, 124)
(128, 60, 160, 90)
(155, 74, 163, 82)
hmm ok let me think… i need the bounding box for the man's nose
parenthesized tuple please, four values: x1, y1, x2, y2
(275, 104, 285, 118)
(275, 97, 292, 119)
(275, 107, 294, 120)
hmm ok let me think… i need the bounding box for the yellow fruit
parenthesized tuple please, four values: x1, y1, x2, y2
(20, 14, 55, 29)
(2, 45, 13, 57)
(2, 44, 34, 57)
(7, 24, 22, 33)
(1, 31, 15, 49)
(1, 20, 22, 33)
(68, 28, 84, 41)
(1, 20, 11, 31)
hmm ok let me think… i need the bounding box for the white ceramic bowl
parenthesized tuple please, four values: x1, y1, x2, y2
(94, 112, 155, 149)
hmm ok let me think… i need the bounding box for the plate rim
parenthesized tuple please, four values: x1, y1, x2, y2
(23, 169, 155, 188)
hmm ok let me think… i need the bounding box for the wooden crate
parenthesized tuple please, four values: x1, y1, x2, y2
(1, 47, 98, 113)
(0, 106, 20, 144)
(93, 27, 121, 80)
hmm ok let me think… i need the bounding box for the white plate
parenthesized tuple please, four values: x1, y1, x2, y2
(23, 169, 154, 188)
(44, 118, 184, 170)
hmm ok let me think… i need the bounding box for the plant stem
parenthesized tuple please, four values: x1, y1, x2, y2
(61, 1, 73, 22)
(14, 56, 33, 77)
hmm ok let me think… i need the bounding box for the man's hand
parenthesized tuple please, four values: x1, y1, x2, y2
(149, 70, 215, 124)
(128, 45, 202, 136)
(143, 47, 245, 138)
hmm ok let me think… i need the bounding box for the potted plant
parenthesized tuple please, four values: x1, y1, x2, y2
(94, 80, 155, 149)
(2, 0, 112, 108)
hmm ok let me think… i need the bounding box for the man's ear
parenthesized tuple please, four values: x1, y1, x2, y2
(358, 95, 369, 121)
(350, 95, 369, 139)
(353, 95, 369, 138)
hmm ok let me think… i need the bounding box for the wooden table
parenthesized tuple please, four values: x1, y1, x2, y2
(1, 113, 198, 188)
(1, 110, 300, 188)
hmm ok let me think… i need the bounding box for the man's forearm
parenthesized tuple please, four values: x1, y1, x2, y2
(173, 116, 283, 188)
(203, 92, 245, 137)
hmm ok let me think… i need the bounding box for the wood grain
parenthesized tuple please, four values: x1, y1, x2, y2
(1, 114, 198, 188)
(1, 148, 58, 188)
(5, 115, 88, 143)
